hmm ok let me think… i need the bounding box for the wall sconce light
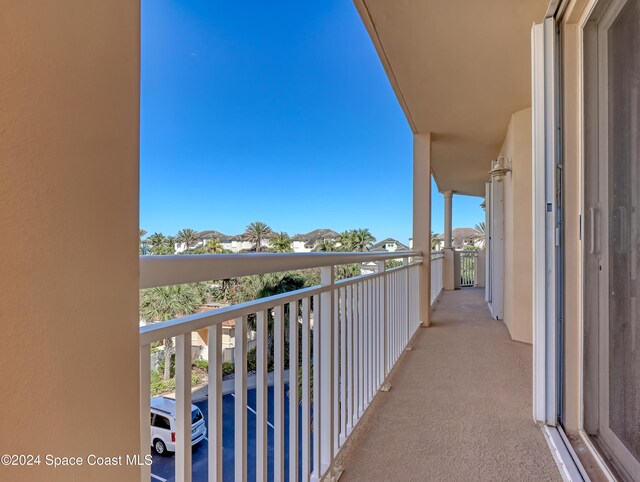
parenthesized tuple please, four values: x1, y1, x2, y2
(489, 156, 511, 182)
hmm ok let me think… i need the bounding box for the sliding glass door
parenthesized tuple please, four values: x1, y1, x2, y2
(585, 0, 640, 478)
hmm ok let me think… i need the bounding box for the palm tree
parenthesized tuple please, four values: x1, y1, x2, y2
(245, 221, 272, 252)
(338, 230, 356, 251)
(270, 232, 293, 253)
(176, 228, 199, 253)
(203, 238, 228, 254)
(431, 232, 442, 251)
(148, 232, 173, 255)
(139, 228, 148, 255)
(473, 222, 486, 248)
(351, 228, 376, 252)
(140, 285, 201, 380)
(314, 238, 337, 252)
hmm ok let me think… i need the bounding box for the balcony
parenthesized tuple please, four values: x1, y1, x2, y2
(139, 251, 560, 482)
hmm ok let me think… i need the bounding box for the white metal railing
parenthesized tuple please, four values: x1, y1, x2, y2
(430, 251, 444, 304)
(458, 251, 478, 287)
(139, 251, 423, 482)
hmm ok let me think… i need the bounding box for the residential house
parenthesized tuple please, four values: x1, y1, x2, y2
(291, 228, 340, 252)
(369, 237, 410, 252)
(451, 227, 481, 250)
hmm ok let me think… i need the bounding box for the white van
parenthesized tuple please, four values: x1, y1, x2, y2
(150, 396, 207, 455)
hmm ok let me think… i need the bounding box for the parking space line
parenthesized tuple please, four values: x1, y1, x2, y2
(151, 474, 167, 482)
(230, 393, 275, 429)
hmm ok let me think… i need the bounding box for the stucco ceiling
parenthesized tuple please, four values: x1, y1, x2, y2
(354, 0, 548, 197)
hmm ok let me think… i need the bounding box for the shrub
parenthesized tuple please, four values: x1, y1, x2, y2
(149, 371, 202, 396)
(194, 359, 208, 371)
(222, 362, 235, 377)
(247, 347, 257, 372)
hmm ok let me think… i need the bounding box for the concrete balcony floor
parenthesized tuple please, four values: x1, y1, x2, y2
(336, 288, 561, 481)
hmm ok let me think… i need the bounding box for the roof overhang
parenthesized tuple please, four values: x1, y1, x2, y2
(354, 0, 548, 197)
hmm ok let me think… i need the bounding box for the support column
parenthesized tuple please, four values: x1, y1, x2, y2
(442, 191, 456, 290)
(443, 191, 453, 249)
(413, 134, 432, 326)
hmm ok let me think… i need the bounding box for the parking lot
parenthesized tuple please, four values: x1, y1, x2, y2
(150, 384, 307, 482)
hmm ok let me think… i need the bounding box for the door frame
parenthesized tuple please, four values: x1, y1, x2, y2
(580, 0, 640, 478)
(533, 16, 563, 427)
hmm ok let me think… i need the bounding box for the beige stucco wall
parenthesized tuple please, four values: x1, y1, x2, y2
(0, 2, 140, 481)
(500, 108, 533, 344)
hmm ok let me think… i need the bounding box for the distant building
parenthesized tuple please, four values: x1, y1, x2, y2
(362, 237, 410, 274)
(291, 229, 340, 253)
(452, 228, 481, 250)
(370, 238, 410, 253)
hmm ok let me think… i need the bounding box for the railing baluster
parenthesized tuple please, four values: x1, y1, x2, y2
(175, 332, 193, 482)
(208, 324, 222, 482)
(368, 278, 373, 402)
(358, 281, 364, 419)
(256, 310, 268, 482)
(312, 293, 321, 480)
(289, 301, 299, 482)
(234, 316, 248, 482)
(333, 287, 340, 455)
(274, 305, 285, 482)
(301, 298, 311, 482)
(363, 279, 368, 406)
(346, 283, 354, 434)
(340, 286, 347, 445)
(140, 344, 151, 482)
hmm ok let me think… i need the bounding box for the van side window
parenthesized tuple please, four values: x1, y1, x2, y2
(152, 414, 171, 430)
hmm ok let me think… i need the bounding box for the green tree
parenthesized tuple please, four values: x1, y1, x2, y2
(351, 228, 376, 252)
(140, 285, 202, 380)
(270, 232, 293, 253)
(148, 232, 175, 255)
(204, 238, 229, 254)
(245, 221, 273, 253)
(473, 222, 486, 248)
(176, 228, 200, 253)
(314, 238, 337, 252)
(338, 230, 356, 251)
(431, 232, 442, 251)
(139, 228, 149, 255)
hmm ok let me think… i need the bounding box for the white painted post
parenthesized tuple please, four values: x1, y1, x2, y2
(208, 324, 222, 482)
(274, 305, 285, 482)
(289, 301, 299, 482)
(333, 288, 340, 455)
(301, 298, 311, 482)
(256, 310, 268, 481)
(139, 344, 151, 482)
(339, 286, 347, 444)
(346, 284, 355, 433)
(319, 267, 334, 477)
(312, 293, 321, 480)
(404, 258, 410, 345)
(358, 281, 364, 418)
(234, 317, 248, 482)
(175, 333, 193, 482)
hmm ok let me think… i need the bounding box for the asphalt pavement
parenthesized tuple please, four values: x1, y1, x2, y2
(149, 384, 309, 482)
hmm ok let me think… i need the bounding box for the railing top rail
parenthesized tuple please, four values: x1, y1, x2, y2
(140, 251, 422, 289)
(139, 260, 421, 344)
(458, 250, 480, 255)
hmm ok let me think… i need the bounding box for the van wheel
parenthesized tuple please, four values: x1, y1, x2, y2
(153, 439, 167, 456)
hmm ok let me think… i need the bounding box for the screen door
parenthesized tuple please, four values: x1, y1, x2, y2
(595, 0, 640, 478)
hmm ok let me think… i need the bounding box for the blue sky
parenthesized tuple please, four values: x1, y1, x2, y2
(140, 0, 484, 243)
